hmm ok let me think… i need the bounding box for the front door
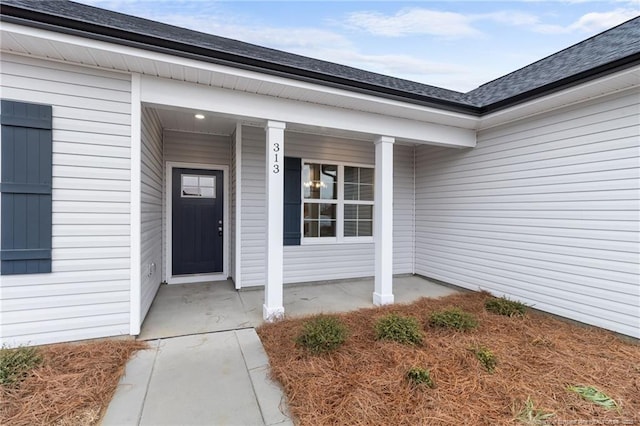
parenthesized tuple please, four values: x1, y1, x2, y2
(172, 168, 223, 276)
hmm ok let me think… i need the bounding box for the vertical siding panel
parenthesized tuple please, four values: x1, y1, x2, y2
(394, 144, 414, 274)
(414, 89, 640, 338)
(0, 54, 132, 346)
(240, 126, 266, 286)
(140, 107, 163, 321)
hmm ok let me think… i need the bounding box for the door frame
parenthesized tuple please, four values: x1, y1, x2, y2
(165, 161, 229, 284)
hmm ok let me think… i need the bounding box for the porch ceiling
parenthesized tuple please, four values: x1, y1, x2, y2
(151, 105, 418, 146)
(155, 108, 237, 136)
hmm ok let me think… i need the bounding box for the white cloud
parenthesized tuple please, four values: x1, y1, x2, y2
(533, 8, 638, 33)
(155, 14, 353, 51)
(567, 8, 638, 32)
(343, 8, 480, 38)
(342, 6, 638, 38)
(478, 11, 541, 27)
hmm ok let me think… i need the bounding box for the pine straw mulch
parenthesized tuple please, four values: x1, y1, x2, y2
(1, 339, 147, 426)
(257, 292, 640, 425)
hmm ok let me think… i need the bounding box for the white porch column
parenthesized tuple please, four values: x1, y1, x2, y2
(373, 136, 395, 305)
(264, 120, 286, 321)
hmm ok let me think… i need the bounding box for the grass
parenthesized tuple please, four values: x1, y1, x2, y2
(257, 292, 640, 425)
(485, 296, 527, 317)
(428, 307, 478, 331)
(374, 313, 423, 345)
(295, 315, 348, 354)
(0, 346, 43, 386)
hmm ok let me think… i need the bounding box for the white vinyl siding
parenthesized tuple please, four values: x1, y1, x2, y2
(161, 130, 232, 280)
(0, 54, 132, 346)
(394, 144, 415, 275)
(239, 129, 415, 287)
(415, 89, 640, 338)
(163, 130, 231, 165)
(239, 126, 267, 287)
(284, 133, 375, 284)
(140, 107, 163, 321)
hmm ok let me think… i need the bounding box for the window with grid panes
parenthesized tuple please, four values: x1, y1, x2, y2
(302, 163, 338, 237)
(302, 162, 373, 241)
(343, 166, 374, 237)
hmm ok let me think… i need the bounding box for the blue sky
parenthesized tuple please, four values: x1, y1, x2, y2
(77, 1, 639, 92)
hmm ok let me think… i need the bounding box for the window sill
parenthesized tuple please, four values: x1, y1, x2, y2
(301, 237, 374, 245)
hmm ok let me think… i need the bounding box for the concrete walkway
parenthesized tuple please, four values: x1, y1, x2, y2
(101, 329, 291, 426)
(102, 277, 460, 425)
(138, 276, 459, 340)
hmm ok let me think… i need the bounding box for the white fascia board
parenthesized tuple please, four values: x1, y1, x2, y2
(478, 65, 640, 131)
(0, 22, 477, 131)
(141, 75, 476, 148)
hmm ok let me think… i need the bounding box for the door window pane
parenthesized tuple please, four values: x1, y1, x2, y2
(181, 174, 216, 198)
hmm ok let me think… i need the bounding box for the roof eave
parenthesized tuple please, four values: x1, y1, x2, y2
(479, 52, 640, 114)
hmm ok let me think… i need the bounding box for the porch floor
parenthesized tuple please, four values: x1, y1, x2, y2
(138, 275, 460, 340)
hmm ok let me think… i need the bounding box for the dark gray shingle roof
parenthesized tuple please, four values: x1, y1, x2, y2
(464, 16, 640, 107)
(2, 0, 639, 113)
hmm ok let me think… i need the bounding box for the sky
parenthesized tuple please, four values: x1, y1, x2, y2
(76, 1, 639, 92)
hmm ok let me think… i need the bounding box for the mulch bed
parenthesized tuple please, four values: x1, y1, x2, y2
(257, 292, 640, 425)
(1, 339, 147, 426)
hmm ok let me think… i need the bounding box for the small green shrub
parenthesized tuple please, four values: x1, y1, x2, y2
(429, 308, 478, 331)
(471, 346, 497, 373)
(485, 296, 527, 317)
(0, 345, 43, 386)
(374, 314, 423, 345)
(406, 367, 435, 388)
(295, 315, 348, 355)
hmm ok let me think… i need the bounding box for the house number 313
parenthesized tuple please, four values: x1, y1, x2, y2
(272, 142, 280, 174)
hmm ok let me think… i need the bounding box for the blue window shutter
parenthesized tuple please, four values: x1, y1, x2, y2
(1, 100, 52, 275)
(283, 157, 301, 246)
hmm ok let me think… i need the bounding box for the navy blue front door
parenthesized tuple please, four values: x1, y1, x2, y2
(172, 168, 223, 275)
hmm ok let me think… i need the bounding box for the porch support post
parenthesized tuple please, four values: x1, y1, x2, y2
(263, 120, 286, 321)
(373, 136, 395, 306)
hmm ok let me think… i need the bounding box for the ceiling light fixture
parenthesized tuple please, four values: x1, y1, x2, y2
(194, 114, 205, 120)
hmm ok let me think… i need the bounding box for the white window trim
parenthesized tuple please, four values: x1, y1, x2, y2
(165, 161, 229, 284)
(301, 159, 374, 245)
